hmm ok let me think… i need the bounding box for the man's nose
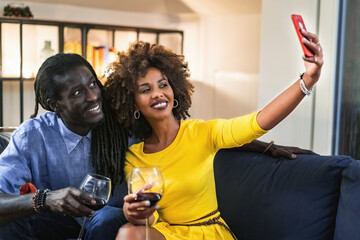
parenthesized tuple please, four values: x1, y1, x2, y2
(86, 88, 99, 101)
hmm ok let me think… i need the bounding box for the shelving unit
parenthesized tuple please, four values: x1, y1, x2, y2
(0, 17, 183, 127)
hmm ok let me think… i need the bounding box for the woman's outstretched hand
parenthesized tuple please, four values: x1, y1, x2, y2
(256, 30, 324, 131)
(301, 29, 324, 83)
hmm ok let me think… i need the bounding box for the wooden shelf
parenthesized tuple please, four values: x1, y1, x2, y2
(0, 17, 183, 126)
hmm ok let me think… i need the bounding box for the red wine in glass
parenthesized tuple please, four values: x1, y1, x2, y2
(82, 197, 107, 211)
(77, 173, 111, 240)
(129, 167, 164, 240)
(135, 192, 162, 206)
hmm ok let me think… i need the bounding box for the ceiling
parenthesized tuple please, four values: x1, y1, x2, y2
(181, 0, 261, 15)
(9, 0, 261, 16)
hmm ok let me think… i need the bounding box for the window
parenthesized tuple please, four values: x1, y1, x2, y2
(333, 0, 360, 159)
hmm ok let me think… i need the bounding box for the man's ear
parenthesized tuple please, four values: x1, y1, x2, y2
(47, 99, 61, 114)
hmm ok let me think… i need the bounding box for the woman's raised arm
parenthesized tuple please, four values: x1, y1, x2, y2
(256, 30, 323, 130)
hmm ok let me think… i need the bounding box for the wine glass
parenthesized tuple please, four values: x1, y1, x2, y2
(129, 167, 164, 240)
(77, 173, 111, 240)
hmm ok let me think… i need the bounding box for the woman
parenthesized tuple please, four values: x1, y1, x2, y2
(105, 29, 323, 239)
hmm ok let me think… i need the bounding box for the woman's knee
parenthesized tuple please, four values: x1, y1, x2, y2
(116, 223, 165, 240)
(116, 223, 143, 240)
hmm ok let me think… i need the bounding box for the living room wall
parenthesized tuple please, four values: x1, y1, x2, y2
(0, 1, 262, 127)
(257, 0, 339, 154)
(1, 0, 338, 155)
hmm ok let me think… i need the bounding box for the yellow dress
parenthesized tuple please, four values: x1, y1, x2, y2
(125, 113, 267, 239)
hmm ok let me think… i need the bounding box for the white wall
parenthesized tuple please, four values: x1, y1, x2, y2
(313, 0, 339, 154)
(257, 0, 339, 154)
(1, 0, 339, 154)
(1, 1, 262, 125)
(189, 14, 261, 120)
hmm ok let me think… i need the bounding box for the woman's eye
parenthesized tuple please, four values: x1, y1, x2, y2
(140, 88, 150, 93)
(160, 83, 168, 88)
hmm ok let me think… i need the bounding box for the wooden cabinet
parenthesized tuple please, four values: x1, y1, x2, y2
(0, 17, 183, 126)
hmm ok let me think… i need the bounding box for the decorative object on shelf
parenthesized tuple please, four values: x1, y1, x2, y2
(40, 40, 55, 63)
(3, 3, 33, 18)
(64, 41, 82, 55)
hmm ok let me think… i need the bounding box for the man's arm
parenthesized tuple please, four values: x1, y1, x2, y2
(0, 187, 98, 225)
(0, 193, 35, 225)
(239, 140, 316, 159)
(0, 125, 98, 225)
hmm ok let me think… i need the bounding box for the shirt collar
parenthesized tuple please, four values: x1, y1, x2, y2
(57, 117, 92, 153)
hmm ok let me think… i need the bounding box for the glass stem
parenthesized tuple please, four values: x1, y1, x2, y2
(77, 217, 88, 240)
(145, 217, 149, 240)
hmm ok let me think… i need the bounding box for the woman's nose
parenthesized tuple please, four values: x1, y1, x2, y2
(152, 88, 164, 98)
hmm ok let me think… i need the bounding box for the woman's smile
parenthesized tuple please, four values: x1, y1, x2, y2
(135, 67, 175, 120)
(151, 100, 168, 110)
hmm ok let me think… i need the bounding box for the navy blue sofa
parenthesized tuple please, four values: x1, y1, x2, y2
(2, 132, 359, 240)
(214, 149, 360, 240)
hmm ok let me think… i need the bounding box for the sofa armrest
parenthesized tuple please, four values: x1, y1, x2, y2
(0, 132, 11, 154)
(334, 159, 360, 240)
(0, 128, 16, 154)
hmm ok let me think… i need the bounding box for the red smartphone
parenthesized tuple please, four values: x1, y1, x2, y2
(291, 14, 314, 57)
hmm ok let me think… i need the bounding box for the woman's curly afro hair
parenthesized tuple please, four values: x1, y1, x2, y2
(105, 41, 194, 140)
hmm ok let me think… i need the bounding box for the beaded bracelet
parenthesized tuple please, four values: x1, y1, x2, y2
(32, 189, 51, 213)
(299, 72, 313, 96)
(263, 140, 274, 154)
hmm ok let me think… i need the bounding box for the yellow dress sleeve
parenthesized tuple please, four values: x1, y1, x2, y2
(212, 112, 267, 149)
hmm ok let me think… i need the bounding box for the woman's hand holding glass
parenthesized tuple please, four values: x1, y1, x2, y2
(123, 190, 159, 225)
(123, 167, 164, 239)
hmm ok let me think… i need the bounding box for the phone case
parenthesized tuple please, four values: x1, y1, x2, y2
(291, 14, 314, 57)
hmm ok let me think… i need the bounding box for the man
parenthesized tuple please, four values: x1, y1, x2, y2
(0, 53, 128, 239)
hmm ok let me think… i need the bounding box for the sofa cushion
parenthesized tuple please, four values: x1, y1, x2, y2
(214, 150, 354, 240)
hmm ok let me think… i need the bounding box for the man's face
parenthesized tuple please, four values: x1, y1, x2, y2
(51, 65, 104, 136)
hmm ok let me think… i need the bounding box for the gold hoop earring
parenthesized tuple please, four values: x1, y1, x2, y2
(134, 111, 140, 119)
(173, 99, 178, 108)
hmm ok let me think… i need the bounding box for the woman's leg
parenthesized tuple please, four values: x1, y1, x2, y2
(116, 223, 166, 240)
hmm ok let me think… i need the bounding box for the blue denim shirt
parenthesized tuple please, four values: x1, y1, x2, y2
(0, 112, 127, 206)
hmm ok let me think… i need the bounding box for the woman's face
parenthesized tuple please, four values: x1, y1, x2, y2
(134, 67, 175, 122)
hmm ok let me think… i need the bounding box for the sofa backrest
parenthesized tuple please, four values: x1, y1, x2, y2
(214, 149, 360, 240)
